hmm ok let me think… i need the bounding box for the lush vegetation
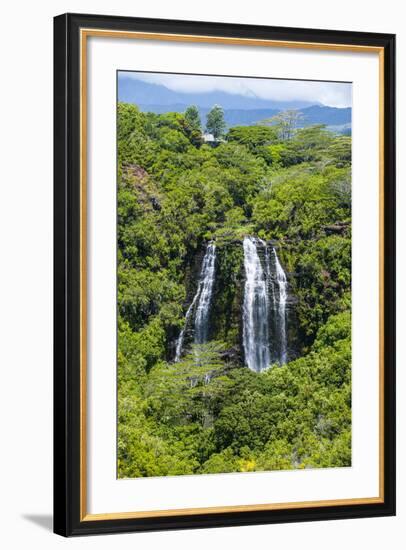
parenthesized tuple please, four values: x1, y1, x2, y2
(117, 102, 352, 477)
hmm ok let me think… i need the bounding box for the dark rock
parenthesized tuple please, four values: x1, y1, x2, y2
(151, 197, 161, 211)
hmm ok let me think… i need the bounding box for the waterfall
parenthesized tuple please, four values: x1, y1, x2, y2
(176, 238, 289, 369)
(175, 242, 216, 361)
(273, 248, 288, 364)
(263, 240, 275, 306)
(194, 243, 216, 344)
(242, 237, 270, 372)
(174, 292, 200, 362)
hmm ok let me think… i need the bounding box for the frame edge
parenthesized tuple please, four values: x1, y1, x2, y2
(54, 12, 69, 537)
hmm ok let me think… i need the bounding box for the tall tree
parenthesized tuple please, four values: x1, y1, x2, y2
(206, 105, 226, 140)
(263, 110, 304, 140)
(184, 105, 202, 132)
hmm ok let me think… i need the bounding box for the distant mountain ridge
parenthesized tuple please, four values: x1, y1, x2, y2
(298, 105, 351, 126)
(118, 76, 351, 134)
(118, 76, 319, 111)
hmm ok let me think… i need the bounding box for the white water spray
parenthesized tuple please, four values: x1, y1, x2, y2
(242, 237, 270, 372)
(175, 243, 216, 361)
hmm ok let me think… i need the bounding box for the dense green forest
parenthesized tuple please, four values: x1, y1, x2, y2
(117, 102, 351, 477)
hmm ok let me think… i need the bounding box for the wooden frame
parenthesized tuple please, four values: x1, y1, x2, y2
(54, 12, 396, 536)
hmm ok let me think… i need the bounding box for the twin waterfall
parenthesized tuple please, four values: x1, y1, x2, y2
(175, 238, 289, 372)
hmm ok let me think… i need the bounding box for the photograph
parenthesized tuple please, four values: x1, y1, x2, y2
(117, 70, 353, 478)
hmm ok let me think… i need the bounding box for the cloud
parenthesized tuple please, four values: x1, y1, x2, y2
(119, 71, 352, 108)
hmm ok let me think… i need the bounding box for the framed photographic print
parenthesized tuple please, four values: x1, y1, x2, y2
(53, 13, 396, 536)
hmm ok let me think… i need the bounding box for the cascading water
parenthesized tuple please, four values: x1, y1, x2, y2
(194, 243, 216, 344)
(176, 238, 289, 369)
(242, 237, 270, 372)
(263, 240, 275, 306)
(175, 242, 216, 361)
(273, 248, 288, 364)
(174, 293, 200, 362)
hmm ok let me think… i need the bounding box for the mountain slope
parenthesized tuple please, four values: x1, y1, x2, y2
(299, 105, 351, 126)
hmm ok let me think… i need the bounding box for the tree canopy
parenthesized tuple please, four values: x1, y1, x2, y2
(117, 102, 352, 477)
(184, 105, 202, 132)
(206, 104, 227, 139)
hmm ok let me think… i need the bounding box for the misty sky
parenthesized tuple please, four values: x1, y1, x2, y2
(118, 71, 352, 108)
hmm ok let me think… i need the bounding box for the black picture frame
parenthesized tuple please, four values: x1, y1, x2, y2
(54, 12, 396, 537)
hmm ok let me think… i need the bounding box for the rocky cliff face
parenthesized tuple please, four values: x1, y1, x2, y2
(175, 239, 302, 368)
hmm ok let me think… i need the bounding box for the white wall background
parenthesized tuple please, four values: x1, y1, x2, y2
(0, 0, 403, 547)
